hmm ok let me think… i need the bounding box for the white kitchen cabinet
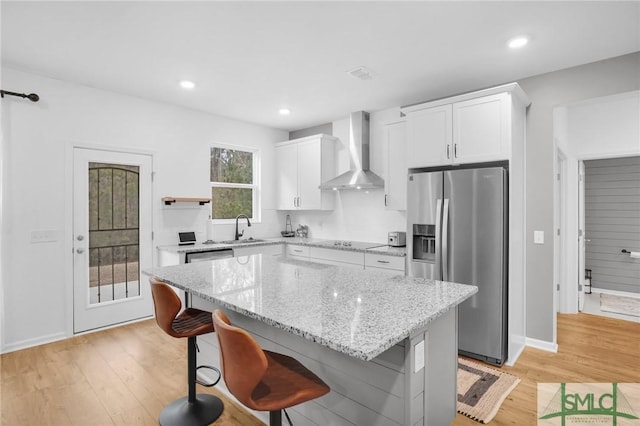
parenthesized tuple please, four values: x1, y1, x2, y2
(384, 121, 408, 210)
(403, 84, 527, 168)
(286, 244, 309, 259)
(275, 134, 337, 210)
(276, 143, 298, 210)
(309, 247, 364, 269)
(453, 93, 509, 164)
(233, 244, 283, 258)
(406, 105, 452, 168)
(364, 253, 405, 274)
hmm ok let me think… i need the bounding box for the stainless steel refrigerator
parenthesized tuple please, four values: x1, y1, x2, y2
(407, 164, 508, 366)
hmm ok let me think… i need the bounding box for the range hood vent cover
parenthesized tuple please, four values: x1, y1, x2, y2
(319, 111, 385, 191)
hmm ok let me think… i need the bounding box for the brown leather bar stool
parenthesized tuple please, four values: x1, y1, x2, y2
(150, 278, 224, 426)
(212, 309, 330, 426)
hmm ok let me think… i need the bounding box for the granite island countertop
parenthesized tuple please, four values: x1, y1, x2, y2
(144, 254, 475, 361)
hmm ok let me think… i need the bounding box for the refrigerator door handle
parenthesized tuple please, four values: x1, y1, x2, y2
(442, 198, 450, 281)
(435, 198, 442, 279)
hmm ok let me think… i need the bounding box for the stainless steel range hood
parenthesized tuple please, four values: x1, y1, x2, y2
(319, 111, 385, 190)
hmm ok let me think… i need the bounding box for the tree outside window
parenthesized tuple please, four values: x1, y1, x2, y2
(210, 146, 258, 220)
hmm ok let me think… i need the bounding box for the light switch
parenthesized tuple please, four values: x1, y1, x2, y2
(534, 230, 545, 245)
(414, 340, 425, 373)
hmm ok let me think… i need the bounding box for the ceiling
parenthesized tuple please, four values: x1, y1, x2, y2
(2, 1, 639, 131)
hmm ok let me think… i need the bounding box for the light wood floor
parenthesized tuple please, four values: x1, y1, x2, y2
(2, 313, 638, 425)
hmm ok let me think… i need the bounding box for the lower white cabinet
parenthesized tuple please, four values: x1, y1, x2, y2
(233, 244, 283, 258)
(286, 244, 310, 259)
(308, 247, 364, 269)
(285, 244, 406, 274)
(365, 253, 405, 274)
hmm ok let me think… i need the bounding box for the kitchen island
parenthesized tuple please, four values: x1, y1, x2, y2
(145, 254, 476, 426)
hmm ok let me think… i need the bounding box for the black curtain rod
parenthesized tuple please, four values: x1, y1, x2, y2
(0, 90, 39, 102)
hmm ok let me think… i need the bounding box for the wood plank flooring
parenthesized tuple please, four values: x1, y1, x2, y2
(2, 313, 638, 425)
(453, 313, 640, 426)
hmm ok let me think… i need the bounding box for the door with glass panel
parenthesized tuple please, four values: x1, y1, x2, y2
(73, 147, 153, 333)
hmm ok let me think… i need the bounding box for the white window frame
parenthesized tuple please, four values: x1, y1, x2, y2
(210, 143, 261, 224)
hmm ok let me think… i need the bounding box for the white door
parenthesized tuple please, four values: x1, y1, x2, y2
(73, 147, 153, 333)
(297, 140, 322, 209)
(453, 93, 508, 164)
(578, 161, 586, 311)
(275, 143, 298, 210)
(406, 105, 452, 168)
(385, 121, 407, 210)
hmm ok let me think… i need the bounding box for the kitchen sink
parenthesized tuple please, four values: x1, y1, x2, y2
(220, 238, 266, 245)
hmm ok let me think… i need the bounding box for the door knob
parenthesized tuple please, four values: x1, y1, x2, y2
(76, 248, 85, 254)
(77, 235, 84, 241)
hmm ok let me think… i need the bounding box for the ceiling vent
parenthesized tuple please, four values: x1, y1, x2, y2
(347, 66, 376, 81)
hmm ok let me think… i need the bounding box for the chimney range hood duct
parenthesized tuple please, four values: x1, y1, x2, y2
(319, 111, 385, 190)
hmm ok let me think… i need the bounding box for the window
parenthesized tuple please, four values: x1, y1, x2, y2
(210, 145, 259, 221)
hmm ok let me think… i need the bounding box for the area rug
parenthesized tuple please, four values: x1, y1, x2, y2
(600, 293, 640, 317)
(457, 357, 520, 423)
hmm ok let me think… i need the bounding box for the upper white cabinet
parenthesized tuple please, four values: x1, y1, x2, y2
(275, 134, 337, 210)
(406, 105, 452, 168)
(403, 84, 528, 168)
(453, 93, 509, 164)
(384, 121, 408, 210)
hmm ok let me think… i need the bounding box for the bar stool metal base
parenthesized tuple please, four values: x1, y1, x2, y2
(159, 394, 223, 426)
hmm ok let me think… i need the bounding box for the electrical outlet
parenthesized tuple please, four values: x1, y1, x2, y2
(414, 340, 425, 373)
(30, 230, 58, 243)
(534, 230, 545, 245)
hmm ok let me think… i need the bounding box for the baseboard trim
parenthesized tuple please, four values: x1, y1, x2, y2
(590, 288, 640, 298)
(1, 315, 154, 354)
(505, 343, 525, 366)
(1, 331, 68, 355)
(525, 337, 558, 353)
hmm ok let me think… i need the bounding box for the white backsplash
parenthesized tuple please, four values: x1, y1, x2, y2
(156, 205, 283, 246)
(280, 107, 407, 244)
(281, 190, 406, 244)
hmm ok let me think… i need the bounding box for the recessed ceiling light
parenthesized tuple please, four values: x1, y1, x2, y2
(279, 108, 291, 116)
(180, 80, 195, 90)
(508, 36, 529, 49)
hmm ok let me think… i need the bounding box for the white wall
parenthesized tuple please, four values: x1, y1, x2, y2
(555, 90, 640, 313)
(0, 67, 288, 353)
(286, 107, 406, 244)
(518, 52, 639, 342)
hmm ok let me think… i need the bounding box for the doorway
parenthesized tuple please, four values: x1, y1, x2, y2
(579, 155, 640, 321)
(73, 147, 153, 333)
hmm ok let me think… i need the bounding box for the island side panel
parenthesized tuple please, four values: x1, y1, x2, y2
(425, 307, 458, 426)
(192, 297, 408, 426)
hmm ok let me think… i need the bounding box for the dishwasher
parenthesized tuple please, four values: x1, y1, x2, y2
(185, 248, 234, 263)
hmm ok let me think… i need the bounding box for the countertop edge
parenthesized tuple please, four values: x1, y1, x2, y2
(158, 237, 407, 257)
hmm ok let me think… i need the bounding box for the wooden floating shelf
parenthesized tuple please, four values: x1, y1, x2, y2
(162, 197, 211, 206)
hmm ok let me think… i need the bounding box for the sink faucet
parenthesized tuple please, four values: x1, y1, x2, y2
(235, 214, 251, 240)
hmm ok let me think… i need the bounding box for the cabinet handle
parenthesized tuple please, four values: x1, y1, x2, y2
(377, 260, 390, 264)
(446, 144, 451, 159)
(293, 249, 303, 253)
(384, 194, 388, 206)
(454, 144, 458, 158)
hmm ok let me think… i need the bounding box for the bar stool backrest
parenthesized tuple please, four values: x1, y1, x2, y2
(212, 309, 268, 410)
(150, 279, 183, 338)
